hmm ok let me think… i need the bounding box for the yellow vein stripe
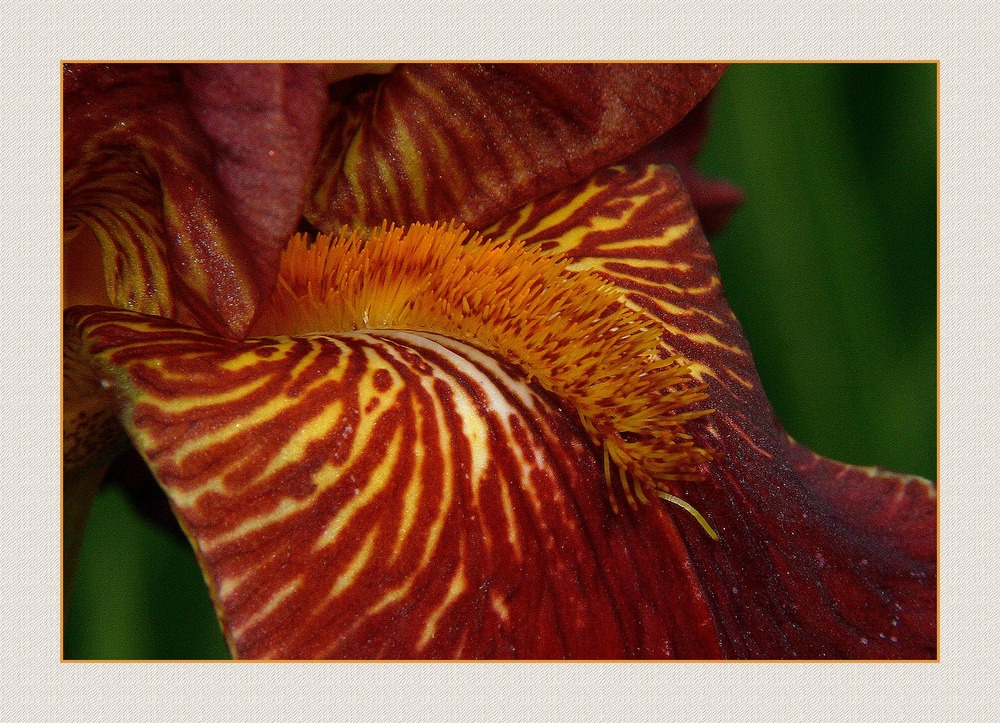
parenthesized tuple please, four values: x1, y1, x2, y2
(328, 526, 379, 599)
(311, 426, 404, 551)
(418, 560, 467, 651)
(77, 304, 634, 658)
(232, 577, 302, 638)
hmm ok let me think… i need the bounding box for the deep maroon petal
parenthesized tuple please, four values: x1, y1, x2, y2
(179, 63, 329, 251)
(488, 163, 936, 658)
(63, 63, 341, 337)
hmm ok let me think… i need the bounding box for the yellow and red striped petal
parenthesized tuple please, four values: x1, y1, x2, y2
(621, 92, 744, 234)
(62, 63, 337, 563)
(253, 223, 715, 512)
(487, 164, 753, 405)
(71, 307, 729, 658)
(64, 150, 178, 320)
(305, 63, 726, 232)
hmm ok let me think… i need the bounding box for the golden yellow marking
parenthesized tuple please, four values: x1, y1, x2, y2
(497, 480, 523, 562)
(653, 321, 746, 355)
(412, 363, 456, 570)
(569, 256, 693, 274)
(215, 562, 263, 602)
(564, 257, 619, 274)
(374, 151, 399, 213)
(329, 526, 378, 599)
(163, 389, 298, 469)
(622, 290, 726, 326)
(669, 276, 723, 296)
(313, 426, 404, 551)
(427, 126, 453, 186)
(262, 222, 715, 528)
(367, 578, 415, 617)
(232, 577, 301, 638)
(286, 334, 325, 380)
(685, 360, 721, 385)
(218, 348, 284, 372)
(593, 217, 695, 251)
(490, 590, 510, 622)
(365, 336, 468, 568)
(167, 474, 228, 511)
(408, 71, 451, 118)
(539, 203, 646, 257)
(724, 367, 756, 390)
(511, 443, 546, 518)
(401, 332, 500, 500)
(526, 179, 607, 237)
(384, 356, 429, 566)
(164, 341, 350, 468)
(358, 343, 403, 402)
(131, 364, 271, 414)
(685, 305, 727, 326)
(418, 563, 467, 650)
(67, 162, 174, 317)
(257, 400, 345, 482)
(390, 459, 422, 567)
(202, 495, 304, 552)
(487, 201, 534, 241)
(342, 133, 368, 219)
(391, 114, 427, 217)
(453, 387, 490, 503)
(731, 422, 774, 461)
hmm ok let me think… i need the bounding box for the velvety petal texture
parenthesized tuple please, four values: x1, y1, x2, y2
(179, 64, 331, 251)
(306, 63, 727, 231)
(61, 62, 733, 607)
(67, 164, 935, 659)
(63, 63, 331, 337)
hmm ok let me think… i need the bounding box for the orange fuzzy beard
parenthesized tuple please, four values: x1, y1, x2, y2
(253, 222, 717, 535)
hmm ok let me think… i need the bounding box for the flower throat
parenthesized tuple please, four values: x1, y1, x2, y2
(254, 222, 718, 538)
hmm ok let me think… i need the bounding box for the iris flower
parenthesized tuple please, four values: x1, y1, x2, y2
(62, 62, 936, 659)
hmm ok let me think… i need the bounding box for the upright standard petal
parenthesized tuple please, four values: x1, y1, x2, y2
(178, 63, 332, 250)
(63, 63, 291, 337)
(621, 92, 744, 234)
(306, 63, 727, 231)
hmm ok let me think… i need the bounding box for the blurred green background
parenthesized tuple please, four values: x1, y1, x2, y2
(64, 63, 937, 660)
(700, 63, 937, 481)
